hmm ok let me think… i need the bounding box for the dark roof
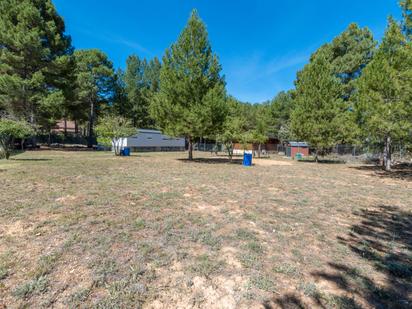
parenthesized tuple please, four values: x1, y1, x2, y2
(289, 141, 308, 147)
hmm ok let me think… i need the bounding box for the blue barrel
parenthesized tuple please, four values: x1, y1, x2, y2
(243, 153, 252, 166)
(122, 147, 130, 156)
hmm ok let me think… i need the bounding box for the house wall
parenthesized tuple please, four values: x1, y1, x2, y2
(120, 130, 185, 151)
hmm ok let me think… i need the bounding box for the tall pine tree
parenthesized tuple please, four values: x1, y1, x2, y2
(313, 23, 376, 102)
(123, 55, 160, 128)
(355, 18, 412, 170)
(0, 0, 73, 128)
(151, 10, 227, 160)
(73, 49, 115, 147)
(291, 50, 356, 161)
(270, 91, 295, 142)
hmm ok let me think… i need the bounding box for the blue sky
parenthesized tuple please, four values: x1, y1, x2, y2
(54, 0, 402, 103)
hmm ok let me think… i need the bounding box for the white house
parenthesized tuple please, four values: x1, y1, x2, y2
(117, 129, 185, 152)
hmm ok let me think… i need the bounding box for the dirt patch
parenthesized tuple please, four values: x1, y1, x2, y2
(253, 159, 293, 166)
(0, 220, 29, 237)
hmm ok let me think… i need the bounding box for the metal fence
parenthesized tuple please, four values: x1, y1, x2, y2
(194, 143, 224, 152)
(277, 143, 411, 162)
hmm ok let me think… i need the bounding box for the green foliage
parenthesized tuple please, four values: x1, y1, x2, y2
(95, 115, 136, 156)
(114, 56, 161, 128)
(112, 69, 128, 117)
(73, 49, 115, 147)
(13, 276, 49, 299)
(0, 0, 73, 128)
(291, 50, 356, 156)
(401, 0, 412, 39)
(250, 104, 271, 153)
(150, 10, 228, 159)
(312, 23, 376, 103)
(354, 19, 412, 169)
(270, 91, 295, 142)
(0, 118, 34, 159)
(217, 98, 257, 159)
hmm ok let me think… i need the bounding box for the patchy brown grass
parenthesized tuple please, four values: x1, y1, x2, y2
(0, 151, 411, 308)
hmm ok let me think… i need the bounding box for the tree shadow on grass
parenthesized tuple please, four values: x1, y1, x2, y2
(10, 158, 52, 161)
(33, 146, 95, 152)
(270, 205, 412, 308)
(177, 157, 243, 165)
(350, 163, 412, 181)
(268, 294, 306, 309)
(314, 205, 412, 308)
(297, 158, 346, 164)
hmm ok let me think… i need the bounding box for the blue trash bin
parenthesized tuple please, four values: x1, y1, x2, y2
(123, 147, 130, 156)
(243, 152, 252, 166)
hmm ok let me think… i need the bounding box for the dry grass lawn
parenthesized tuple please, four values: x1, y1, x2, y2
(0, 151, 411, 308)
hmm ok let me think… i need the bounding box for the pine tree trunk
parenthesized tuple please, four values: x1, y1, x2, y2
(64, 118, 67, 136)
(87, 99, 94, 148)
(315, 149, 319, 163)
(383, 136, 392, 171)
(188, 137, 193, 160)
(258, 143, 262, 158)
(75, 120, 78, 135)
(29, 111, 37, 147)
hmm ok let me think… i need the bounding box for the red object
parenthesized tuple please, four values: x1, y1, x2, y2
(291, 147, 309, 157)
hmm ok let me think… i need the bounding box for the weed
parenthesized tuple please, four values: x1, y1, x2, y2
(33, 252, 61, 278)
(13, 276, 49, 299)
(134, 218, 146, 230)
(245, 240, 264, 254)
(91, 258, 119, 287)
(273, 263, 300, 277)
(235, 228, 257, 241)
(249, 274, 276, 292)
(238, 252, 262, 270)
(190, 229, 222, 249)
(0, 251, 14, 280)
(67, 287, 91, 306)
(190, 254, 224, 278)
(298, 282, 319, 297)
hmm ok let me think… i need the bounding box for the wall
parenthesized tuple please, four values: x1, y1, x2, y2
(120, 130, 185, 150)
(290, 146, 309, 158)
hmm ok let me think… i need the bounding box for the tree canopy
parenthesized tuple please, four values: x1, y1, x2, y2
(401, 0, 412, 39)
(95, 115, 136, 156)
(0, 117, 34, 159)
(0, 0, 73, 128)
(73, 49, 115, 147)
(291, 49, 356, 159)
(355, 19, 412, 170)
(150, 10, 228, 160)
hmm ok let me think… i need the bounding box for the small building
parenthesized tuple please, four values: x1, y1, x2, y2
(233, 136, 280, 155)
(52, 120, 78, 134)
(286, 141, 309, 158)
(118, 129, 185, 152)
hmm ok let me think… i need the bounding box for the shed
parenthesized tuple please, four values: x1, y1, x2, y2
(117, 129, 185, 152)
(286, 142, 309, 158)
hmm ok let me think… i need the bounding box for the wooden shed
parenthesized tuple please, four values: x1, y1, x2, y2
(286, 142, 309, 158)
